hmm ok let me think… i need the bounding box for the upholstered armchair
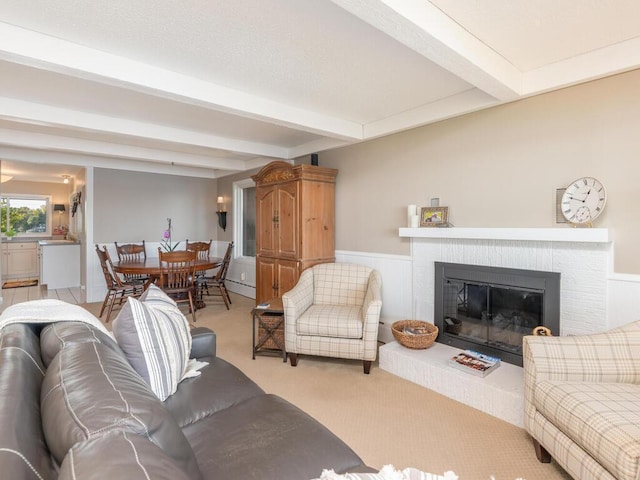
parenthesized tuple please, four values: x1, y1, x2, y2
(523, 320, 640, 480)
(282, 263, 382, 374)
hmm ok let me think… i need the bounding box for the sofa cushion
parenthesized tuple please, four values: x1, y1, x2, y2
(41, 341, 202, 480)
(40, 321, 120, 368)
(0, 324, 55, 480)
(112, 284, 191, 401)
(58, 431, 191, 480)
(164, 357, 264, 428)
(183, 394, 367, 479)
(313, 264, 372, 307)
(297, 305, 363, 339)
(535, 380, 640, 480)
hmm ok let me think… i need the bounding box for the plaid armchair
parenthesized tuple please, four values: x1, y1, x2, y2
(523, 320, 640, 480)
(282, 263, 382, 374)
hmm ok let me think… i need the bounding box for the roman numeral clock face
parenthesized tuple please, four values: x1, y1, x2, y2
(561, 177, 607, 225)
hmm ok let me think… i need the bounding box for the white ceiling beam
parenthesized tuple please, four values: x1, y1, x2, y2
(0, 23, 363, 142)
(0, 146, 221, 179)
(523, 37, 640, 95)
(0, 126, 251, 171)
(0, 97, 290, 159)
(364, 88, 498, 139)
(331, 0, 522, 100)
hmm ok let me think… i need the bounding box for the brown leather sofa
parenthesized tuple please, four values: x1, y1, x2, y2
(0, 322, 373, 479)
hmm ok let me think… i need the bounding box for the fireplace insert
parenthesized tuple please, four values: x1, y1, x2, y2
(434, 262, 560, 366)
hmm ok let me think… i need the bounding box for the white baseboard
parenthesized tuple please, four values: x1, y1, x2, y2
(226, 279, 255, 299)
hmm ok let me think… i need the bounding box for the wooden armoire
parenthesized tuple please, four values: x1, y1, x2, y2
(252, 161, 337, 303)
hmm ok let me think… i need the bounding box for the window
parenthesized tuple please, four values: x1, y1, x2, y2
(1, 194, 52, 237)
(233, 179, 256, 258)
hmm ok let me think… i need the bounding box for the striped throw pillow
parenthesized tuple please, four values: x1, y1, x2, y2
(112, 285, 191, 401)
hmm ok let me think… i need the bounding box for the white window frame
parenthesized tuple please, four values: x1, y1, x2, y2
(232, 178, 256, 260)
(1, 193, 53, 238)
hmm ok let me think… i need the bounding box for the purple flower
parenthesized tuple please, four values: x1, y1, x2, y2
(160, 218, 180, 252)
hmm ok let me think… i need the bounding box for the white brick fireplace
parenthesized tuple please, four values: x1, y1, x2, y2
(401, 227, 612, 336)
(378, 227, 613, 427)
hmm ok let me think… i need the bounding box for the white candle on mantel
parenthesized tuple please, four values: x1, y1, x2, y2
(410, 215, 420, 228)
(407, 205, 418, 227)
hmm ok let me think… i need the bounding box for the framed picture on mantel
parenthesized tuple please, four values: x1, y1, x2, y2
(420, 206, 448, 227)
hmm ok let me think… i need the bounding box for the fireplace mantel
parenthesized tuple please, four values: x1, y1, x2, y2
(399, 227, 609, 243)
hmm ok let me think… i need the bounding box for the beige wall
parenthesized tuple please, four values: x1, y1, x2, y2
(316, 69, 640, 274)
(93, 168, 218, 245)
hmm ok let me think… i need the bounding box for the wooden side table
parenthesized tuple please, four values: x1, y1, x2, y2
(252, 297, 287, 362)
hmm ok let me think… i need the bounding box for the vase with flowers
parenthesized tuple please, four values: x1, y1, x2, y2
(160, 218, 181, 252)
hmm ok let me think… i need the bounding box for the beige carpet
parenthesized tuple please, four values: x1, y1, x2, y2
(84, 294, 571, 480)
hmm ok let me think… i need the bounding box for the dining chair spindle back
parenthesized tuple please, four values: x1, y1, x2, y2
(95, 244, 146, 323)
(199, 241, 234, 309)
(158, 248, 198, 323)
(114, 240, 149, 285)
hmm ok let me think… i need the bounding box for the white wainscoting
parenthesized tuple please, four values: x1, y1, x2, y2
(336, 250, 413, 343)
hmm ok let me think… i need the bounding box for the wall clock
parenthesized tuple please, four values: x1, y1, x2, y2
(561, 177, 606, 226)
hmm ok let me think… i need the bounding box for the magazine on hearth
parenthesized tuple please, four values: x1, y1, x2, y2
(448, 349, 501, 377)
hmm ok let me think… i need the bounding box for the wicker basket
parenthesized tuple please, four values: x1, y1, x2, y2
(257, 313, 285, 350)
(391, 320, 438, 349)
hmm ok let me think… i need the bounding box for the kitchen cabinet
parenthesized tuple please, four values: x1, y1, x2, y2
(2, 242, 39, 279)
(252, 161, 337, 303)
(39, 240, 81, 289)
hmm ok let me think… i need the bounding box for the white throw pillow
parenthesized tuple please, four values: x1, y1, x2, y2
(112, 285, 191, 401)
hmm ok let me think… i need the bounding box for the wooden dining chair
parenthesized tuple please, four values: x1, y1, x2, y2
(185, 239, 212, 260)
(114, 240, 149, 285)
(199, 242, 234, 309)
(158, 248, 198, 323)
(186, 239, 212, 283)
(95, 244, 146, 322)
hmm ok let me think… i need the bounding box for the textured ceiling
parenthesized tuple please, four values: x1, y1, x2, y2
(1, 0, 639, 182)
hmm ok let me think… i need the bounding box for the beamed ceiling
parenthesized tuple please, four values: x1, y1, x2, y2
(1, 0, 639, 182)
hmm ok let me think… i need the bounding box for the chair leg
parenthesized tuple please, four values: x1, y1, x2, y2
(99, 292, 110, 317)
(219, 285, 230, 310)
(533, 439, 551, 463)
(105, 296, 117, 323)
(363, 360, 372, 374)
(289, 353, 298, 366)
(188, 292, 196, 323)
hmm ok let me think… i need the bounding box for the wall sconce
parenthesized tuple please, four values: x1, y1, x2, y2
(216, 196, 227, 231)
(62, 175, 70, 184)
(53, 204, 66, 227)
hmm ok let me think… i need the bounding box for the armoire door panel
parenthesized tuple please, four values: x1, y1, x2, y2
(276, 260, 300, 297)
(256, 257, 277, 303)
(256, 187, 277, 257)
(277, 182, 298, 258)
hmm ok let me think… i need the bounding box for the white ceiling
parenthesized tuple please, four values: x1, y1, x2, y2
(1, 0, 639, 183)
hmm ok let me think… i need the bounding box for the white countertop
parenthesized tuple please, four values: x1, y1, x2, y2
(38, 240, 80, 246)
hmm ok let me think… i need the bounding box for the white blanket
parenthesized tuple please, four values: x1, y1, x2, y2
(0, 299, 111, 336)
(0, 299, 207, 381)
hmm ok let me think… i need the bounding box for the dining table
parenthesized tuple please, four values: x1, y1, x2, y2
(113, 256, 223, 310)
(113, 256, 223, 278)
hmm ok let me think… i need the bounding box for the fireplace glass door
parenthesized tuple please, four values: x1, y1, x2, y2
(443, 280, 543, 357)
